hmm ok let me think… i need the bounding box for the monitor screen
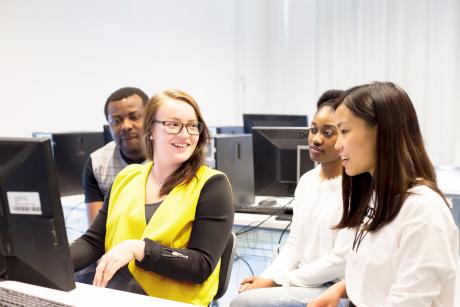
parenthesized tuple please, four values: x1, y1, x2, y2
(243, 114, 308, 134)
(0, 137, 76, 291)
(252, 127, 314, 196)
(297, 145, 316, 183)
(214, 134, 255, 207)
(103, 125, 114, 144)
(33, 132, 105, 196)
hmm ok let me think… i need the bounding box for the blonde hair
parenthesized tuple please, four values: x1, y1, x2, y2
(142, 89, 211, 196)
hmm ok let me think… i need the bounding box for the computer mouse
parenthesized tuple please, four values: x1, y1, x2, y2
(258, 197, 277, 206)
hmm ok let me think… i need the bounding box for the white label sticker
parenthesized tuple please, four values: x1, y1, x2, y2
(6, 191, 42, 215)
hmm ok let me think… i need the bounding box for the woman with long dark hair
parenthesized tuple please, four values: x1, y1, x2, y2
(308, 82, 458, 306)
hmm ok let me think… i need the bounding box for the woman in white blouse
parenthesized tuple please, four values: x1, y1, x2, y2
(230, 90, 353, 307)
(308, 82, 458, 307)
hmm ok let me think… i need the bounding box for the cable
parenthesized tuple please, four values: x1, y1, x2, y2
(235, 252, 254, 276)
(236, 198, 295, 236)
(276, 219, 292, 254)
(64, 200, 85, 223)
(235, 213, 277, 236)
(277, 219, 292, 245)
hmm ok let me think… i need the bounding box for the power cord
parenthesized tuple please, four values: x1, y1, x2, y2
(235, 198, 294, 236)
(64, 200, 85, 223)
(278, 219, 292, 245)
(234, 252, 254, 276)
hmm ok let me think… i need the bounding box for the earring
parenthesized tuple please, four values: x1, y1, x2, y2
(149, 135, 153, 140)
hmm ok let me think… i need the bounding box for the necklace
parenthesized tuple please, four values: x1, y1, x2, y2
(151, 168, 165, 186)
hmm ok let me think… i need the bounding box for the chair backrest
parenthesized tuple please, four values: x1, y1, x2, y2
(213, 232, 237, 301)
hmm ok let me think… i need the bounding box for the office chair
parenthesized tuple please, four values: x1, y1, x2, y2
(211, 232, 237, 306)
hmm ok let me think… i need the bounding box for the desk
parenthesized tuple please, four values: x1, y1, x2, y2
(0, 280, 194, 306)
(234, 212, 290, 230)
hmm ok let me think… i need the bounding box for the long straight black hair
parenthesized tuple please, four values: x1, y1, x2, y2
(334, 82, 447, 231)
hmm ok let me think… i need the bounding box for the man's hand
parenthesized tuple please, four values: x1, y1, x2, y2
(93, 239, 145, 288)
(238, 276, 277, 293)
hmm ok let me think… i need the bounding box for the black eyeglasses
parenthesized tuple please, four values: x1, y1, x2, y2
(153, 120, 203, 135)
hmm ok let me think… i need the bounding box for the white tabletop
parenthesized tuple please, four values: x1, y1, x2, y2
(233, 196, 293, 230)
(0, 280, 194, 307)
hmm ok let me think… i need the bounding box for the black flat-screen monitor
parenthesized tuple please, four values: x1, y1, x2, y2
(103, 125, 113, 144)
(214, 134, 255, 207)
(297, 145, 316, 183)
(33, 132, 105, 196)
(243, 114, 308, 134)
(0, 137, 76, 291)
(252, 127, 314, 196)
(216, 126, 245, 135)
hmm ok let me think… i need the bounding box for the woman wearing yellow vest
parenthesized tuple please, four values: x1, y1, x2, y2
(70, 89, 234, 306)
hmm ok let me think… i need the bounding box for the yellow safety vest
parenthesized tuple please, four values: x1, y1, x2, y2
(105, 162, 224, 306)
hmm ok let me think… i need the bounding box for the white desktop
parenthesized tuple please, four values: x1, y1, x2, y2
(0, 280, 194, 306)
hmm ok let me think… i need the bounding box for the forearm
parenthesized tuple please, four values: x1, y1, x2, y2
(86, 201, 103, 225)
(331, 280, 347, 298)
(70, 236, 105, 271)
(136, 239, 220, 283)
(136, 174, 234, 284)
(275, 253, 345, 287)
(272, 228, 352, 287)
(260, 242, 298, 279)
(70, 197, 108, 271)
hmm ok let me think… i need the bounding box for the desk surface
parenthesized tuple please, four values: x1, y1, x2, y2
(234, 212, 291, 230)
(233, 196, 293, 230)
(0, 280, 194, 306)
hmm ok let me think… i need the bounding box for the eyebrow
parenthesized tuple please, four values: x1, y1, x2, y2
(107, 111, 141, 118)
(166, 117, 198, 122)
(311, 122, 336, 129)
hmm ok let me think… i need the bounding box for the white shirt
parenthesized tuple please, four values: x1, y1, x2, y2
(261, 166, 353, 287)
(346, 185, 459, 307)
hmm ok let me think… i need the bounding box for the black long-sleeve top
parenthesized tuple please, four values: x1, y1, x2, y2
(70, 174, 234, 286)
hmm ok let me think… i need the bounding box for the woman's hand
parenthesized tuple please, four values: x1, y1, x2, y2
(93, 239, 145, 288)
(238, 276, 277, 292)
(307, 280, 346, 307)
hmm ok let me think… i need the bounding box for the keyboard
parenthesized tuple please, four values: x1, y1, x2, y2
(235, 205, 288, 216)
(0, 286, 74, 307)
(235, 205, 283, 215)
(275, 212, 293, 221)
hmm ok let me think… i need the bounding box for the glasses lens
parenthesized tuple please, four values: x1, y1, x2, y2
(187, 122, 203, 135)
(164, 121, 182, 134)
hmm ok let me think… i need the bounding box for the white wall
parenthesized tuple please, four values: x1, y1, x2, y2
(1, 0, 459, 165)
(237, 0, 460, 166)
(0, 0, 239, 136)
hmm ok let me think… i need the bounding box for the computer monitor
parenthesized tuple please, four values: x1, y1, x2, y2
(297, 145, 316, 183)
(435, 166, 460, 234)
(103, 125, 114, 144)
(215, 126, 244, 135)
(252, 127, 314, 196)
(214, 134, 255, 207)
(0, 137, 76, 291)
(243, 114, 308, 134)
(32, 132, 105, 196)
